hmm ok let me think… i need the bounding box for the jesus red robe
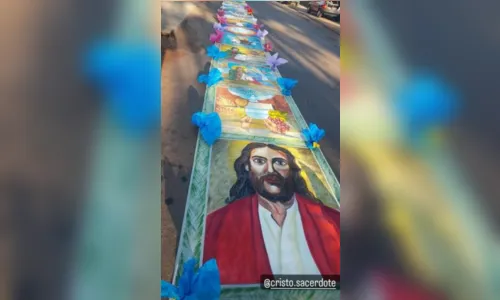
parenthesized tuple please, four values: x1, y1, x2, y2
(203, 193, 340, 284)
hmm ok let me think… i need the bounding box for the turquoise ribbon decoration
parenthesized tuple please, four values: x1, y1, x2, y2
(84, 41, 160, 135)
(197, 69, 223, 87)
(192, 112, 222, 146)
(277, 77, 298, 96)
(161, 258, 221, 300)
(302, 123, 325, 149)
(206, 45, 229, 60)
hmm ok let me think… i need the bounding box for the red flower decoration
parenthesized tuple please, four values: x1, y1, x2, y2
(264, 42, 273, 52)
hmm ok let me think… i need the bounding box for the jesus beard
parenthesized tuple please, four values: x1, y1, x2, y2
(250, 172, 295, 203)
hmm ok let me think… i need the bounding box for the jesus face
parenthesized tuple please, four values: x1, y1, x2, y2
(247, 146, 295, 203)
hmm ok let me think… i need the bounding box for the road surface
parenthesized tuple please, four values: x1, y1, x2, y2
(287, 2, 341, 33)
(161, 0, 340, 279)
(252, 1, 340, 173)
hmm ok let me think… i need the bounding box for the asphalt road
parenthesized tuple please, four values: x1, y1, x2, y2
(252, 1, 340, 173)
(161, 1, 340, 279)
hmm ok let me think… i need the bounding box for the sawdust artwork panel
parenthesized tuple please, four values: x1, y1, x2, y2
(223, 25, 258, 37)
(225, 15, 256, 26)
(214, 85, 303, 144)
(213, 59, 279, 90)
(202, 140, 340, 285)
(218, 44, 266, 63)
(221, 32, 264, 51)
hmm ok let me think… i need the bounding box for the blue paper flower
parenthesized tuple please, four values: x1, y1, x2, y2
(161, 280, 178, 298)
(192, 112, 222, 145)
(161, 258, 221, 300)
(394, 71, 460, 143)
(206, 45, 229, 60)
(197, 69, 223, 87)
(84, 40, 160, 135)
(277, 78, 298, 96)
(302, 123, 325, 149)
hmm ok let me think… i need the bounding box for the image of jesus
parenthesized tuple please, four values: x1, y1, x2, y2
(203, 143, 340, 285)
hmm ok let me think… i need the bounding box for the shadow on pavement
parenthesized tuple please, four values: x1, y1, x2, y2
(161, 9, 214, 280)
(252, 2, 340, 176)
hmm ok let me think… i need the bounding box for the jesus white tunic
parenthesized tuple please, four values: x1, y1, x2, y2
(258, 196, 321, 275)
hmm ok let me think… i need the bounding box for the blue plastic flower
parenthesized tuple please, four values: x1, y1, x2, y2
(394, 71, 460, 143)
(302, 123, 325, 149)
(197, 69, 223, 87)
(84, 40, 160, 135)
(277, 77, 298, 96)
(161, 258, 221, 300)
(206, 45, 229, 60)
(192, 112, 222, 145)
(161, 280, 178, 298)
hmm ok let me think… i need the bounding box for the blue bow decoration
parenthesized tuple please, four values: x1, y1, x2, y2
(84, 40, 160, 135)
(302, 123, 325, 149)
(192, 112, 222, 145)
(206, 45, 229, 60)
(277, 78, 298, 96)
(394, 71, 460, 144)
(161, 280, 178, 298)
(197, 69, 223, 87)
(161, 258, 221, 300)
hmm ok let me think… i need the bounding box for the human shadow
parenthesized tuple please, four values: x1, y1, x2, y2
(162, 84, 206, 250)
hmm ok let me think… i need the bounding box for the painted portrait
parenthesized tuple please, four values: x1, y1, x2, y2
(203, 140, 340, 285)
(214, 86, 303, 143)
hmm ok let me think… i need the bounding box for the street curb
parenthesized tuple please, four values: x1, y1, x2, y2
(272, 2, 340, 35)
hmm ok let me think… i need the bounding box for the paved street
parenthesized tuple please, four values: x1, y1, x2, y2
(285, 2, 341, 33)
(252, 1, 340, 173)
(161, 1, 340, 279)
